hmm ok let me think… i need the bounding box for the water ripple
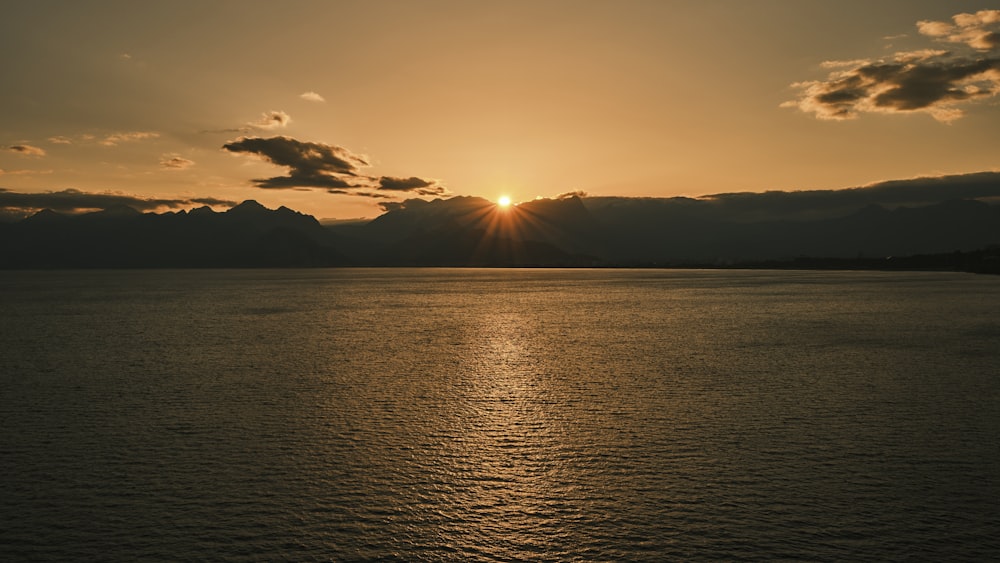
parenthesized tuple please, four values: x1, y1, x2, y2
(1, 269, 998, 561)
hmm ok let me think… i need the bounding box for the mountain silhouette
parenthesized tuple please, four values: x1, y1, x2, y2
(329, 196, 600, 266)
(2, 181, 1000, 269)
(0, 200, 349, 268)
(323, 192, 1000, 268)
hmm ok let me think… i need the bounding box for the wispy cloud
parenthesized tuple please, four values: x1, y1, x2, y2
(3, 144, 47, 157)
(222, 135, 447, 199)
(250, 111, 291, 130)
(201, 110, 294, 135)
(47, 136, 73, 145)
(0, 188, 235, 214)
(300, 91, 325, 103)
(328, 189, 395, 199)
(100, 131, 160, 146)
(785, 10, 1000, 122)
(160, 154, 195, 169)
(0, 168, 52, 176)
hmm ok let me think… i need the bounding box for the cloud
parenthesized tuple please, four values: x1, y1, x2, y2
(14, 133, 156, 147)
(222, 135, 447, 199)
(200, 110, 294, 135)
(4, 144, 46, 157)
(160, 154, 195, 169)
(916, 20, 956, 39)
(378, 198, 433, 213)
(300, 91, 325, 103)
(223, 136, 368, 189)
(0, 188, 236, 215)
(378, 176, 447, 196)
(100, 131, 160, 146)
(786, 11, 1000, 122)
(250, 110, 291, 130)
(328, 189, 396, 199)
(0, 168, 52, 176)
(698, 171, 1000, 220)
(918, 10, 1000, 51)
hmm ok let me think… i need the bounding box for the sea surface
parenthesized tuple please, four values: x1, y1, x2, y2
(1, 268, 998, 561)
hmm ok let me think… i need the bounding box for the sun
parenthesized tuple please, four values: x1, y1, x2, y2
(497, 195, 512, 208)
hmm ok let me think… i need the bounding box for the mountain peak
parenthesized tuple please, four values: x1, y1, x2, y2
(22, 208, 68, 224)
(227, 200, 270, 214)
(189, 205, 216, 216)
(86, 205, 142, 218)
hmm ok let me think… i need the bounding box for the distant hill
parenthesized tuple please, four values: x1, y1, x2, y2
(346, 196, 600, 266)
(3, 172, 1000, 269)
(0, 200, 350, 268)
(574, 196, 1000, 264)
(325, 192, 1000, 267)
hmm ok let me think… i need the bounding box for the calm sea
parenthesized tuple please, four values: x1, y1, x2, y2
(1, 269, 998, 561)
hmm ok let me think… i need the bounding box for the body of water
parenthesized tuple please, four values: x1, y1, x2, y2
(1, 268, 998, 561)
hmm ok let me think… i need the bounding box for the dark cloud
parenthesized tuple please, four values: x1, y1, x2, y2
(378, 176, 433, 191)
(4, 144, 46, 157)
(224, 136, 366, 176)
(699, 171, 1000, 221)
(223, 136, 448, 199)
(258, 175, 359, 190)
(867, 57, 998, 111)
(0, 188, 236, 214)
(223, 136, 369, 189)
(328, 189, 395, 199)
(378, 176, 447, 196)
(786, 10, 1000, 122)
(378, 198, 433, 213)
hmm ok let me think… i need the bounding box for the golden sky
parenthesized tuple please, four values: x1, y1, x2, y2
(2, 1, 999, 219)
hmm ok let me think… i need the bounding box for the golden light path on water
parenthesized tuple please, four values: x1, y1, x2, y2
(435, 295, 573, 557)
(425, 283, 691, 559)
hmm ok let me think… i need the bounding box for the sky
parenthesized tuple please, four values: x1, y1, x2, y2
(1, 1, 999, 220)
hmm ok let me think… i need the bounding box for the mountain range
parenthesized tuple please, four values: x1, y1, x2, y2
(2, 173, 1000, 270)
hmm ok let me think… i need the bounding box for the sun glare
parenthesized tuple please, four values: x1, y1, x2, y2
(498, 195, 512, 208)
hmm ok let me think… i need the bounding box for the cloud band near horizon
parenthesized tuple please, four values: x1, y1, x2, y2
(0, 188, 235, 216)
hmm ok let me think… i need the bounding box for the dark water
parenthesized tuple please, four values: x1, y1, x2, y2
(1, 268, 998, 561)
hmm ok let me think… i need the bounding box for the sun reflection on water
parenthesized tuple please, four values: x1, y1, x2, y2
(435, 305, 584, 556)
